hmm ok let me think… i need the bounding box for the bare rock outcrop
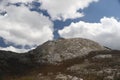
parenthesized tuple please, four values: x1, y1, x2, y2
(1, 38, 120, 80)
(29, 38, 107, 64)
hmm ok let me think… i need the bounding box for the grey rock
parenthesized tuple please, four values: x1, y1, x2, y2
(0, 38, 120, 80)
(93, 54, 112, 59)
(55, 73, 68, 80)
(29, 38, 106, 64)
(72, 76, 79, 80)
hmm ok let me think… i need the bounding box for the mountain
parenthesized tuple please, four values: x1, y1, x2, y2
(28, 38, 106, 64)
(0, 38, 120, 80)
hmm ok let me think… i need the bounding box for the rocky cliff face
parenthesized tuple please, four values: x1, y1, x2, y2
(0, 38, 120, 80)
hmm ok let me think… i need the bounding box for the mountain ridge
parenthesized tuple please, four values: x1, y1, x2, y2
(0, 38, 120, 80)
(28, 38, 107, 64)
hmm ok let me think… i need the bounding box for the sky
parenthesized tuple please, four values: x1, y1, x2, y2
(0, 0, 120, 52)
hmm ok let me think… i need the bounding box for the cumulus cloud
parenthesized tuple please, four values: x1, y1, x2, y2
(0, 46, 32, 53)
(39, 0, 98, 20)
(0, 0, 33, 3)
(0, 0, 55, 52)
(7, 0, 33, 3)
(0, 0, 35, 11)
(0, 5, 53, 49)
(59, 17, 120, 49)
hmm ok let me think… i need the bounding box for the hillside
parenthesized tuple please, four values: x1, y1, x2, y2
(0, 38, 120, 80)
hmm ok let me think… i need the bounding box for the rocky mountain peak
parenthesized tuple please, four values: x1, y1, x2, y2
(29, 38, 107, 64)
(0, 38, 120, 80)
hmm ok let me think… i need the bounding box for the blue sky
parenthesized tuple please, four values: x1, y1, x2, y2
(0, 0, 120, 52)
(54, 0, 120, 38)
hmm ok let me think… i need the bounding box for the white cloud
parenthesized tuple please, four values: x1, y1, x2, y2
(59, 17, 120, 50)
(0, 0, 34, 10)
(0, 5, 53, 48)
(0, 46, 31, 53)
(0, 0, 54, 53)
(1, 0, 99, 21)
(8, 0, 33, 3)
(39, 0, 98, 20)
(0, 0, 33, 3)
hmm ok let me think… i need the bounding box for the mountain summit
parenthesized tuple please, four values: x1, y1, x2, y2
(0, 38, 120, 80)
(29, 38, 106, 64)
